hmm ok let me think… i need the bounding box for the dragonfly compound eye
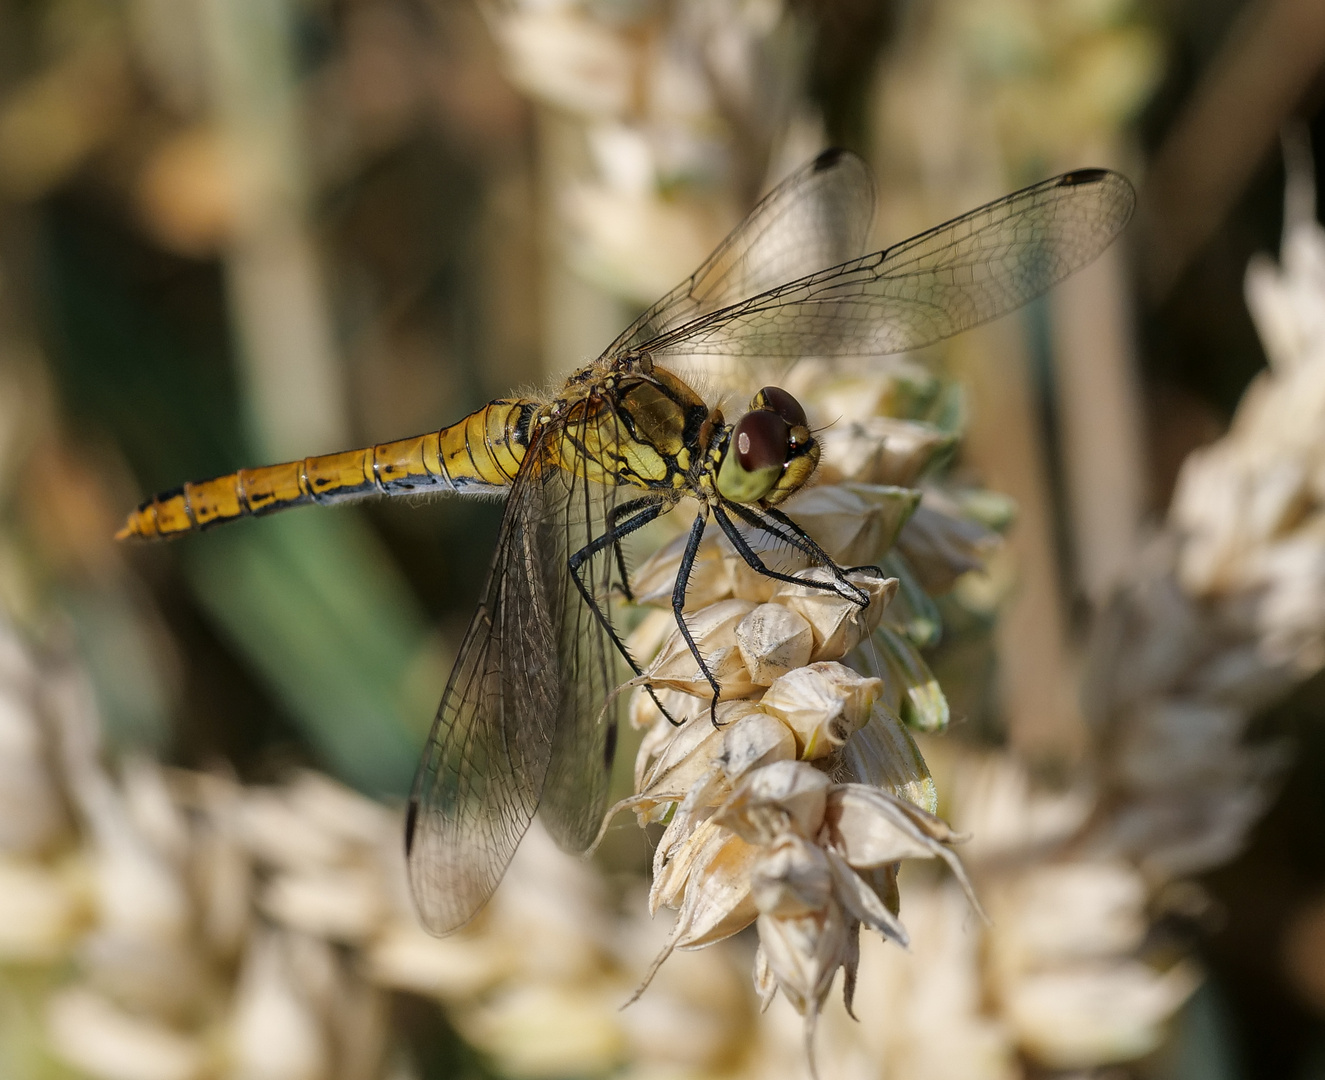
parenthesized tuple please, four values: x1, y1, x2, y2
(752, 385, 807, 429)
(716, 409, 790, 503)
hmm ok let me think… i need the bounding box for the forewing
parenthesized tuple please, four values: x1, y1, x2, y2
(638, 169, 1135, 388)
(406, 431, 563, 935)
(600, 148, 875, 362)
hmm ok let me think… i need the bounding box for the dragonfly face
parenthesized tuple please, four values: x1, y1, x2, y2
(713, 385, 819, 507)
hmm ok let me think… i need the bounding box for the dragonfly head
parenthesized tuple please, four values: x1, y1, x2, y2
(715, 386, 818, 507)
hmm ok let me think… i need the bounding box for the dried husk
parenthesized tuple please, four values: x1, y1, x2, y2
(627, 704, 769, 837)
(711, 761, 830, 847)
(628, 527, 732, 610)
(639, 706, 729, 796)
(757, 663, 883, 759)
(650, 817, 724, 915)
(642, 644, 757, 700)
(718, 708, 800, 780)
(755, 903, 851, 1071)
(837, 706, 938, 813)
(673, 831, 762, 950)
(781, 483, 922, 566)
(822, 784, 985, 923)
(823, 785, 967, 867)
(774, 568, 897, 661)
(750, 834, 834, 918)
(756, 906, 849, 1017)
(735, 603, 814, 684)
(816, 416, 958, 488)
(660, 710, 802, 843)
(636, 599, 759, 698)
(649, 819, 760, 949)
(896, 497, 1002, 595)
(823, 846, 908, 946)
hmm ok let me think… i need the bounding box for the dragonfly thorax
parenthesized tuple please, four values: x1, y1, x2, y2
(557, 363, 715, 492)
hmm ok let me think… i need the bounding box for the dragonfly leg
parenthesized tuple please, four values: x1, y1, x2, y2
(713, 504, 871, 607)
(670, 508, 725, 726)
(735, 502, 881, 606)
(568, 497, 665, 677)
(568, 497, 686, 727)
(603, 496, 658, 603)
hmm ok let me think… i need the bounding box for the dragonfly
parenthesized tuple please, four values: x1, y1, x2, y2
(118, 148, 1134, 934)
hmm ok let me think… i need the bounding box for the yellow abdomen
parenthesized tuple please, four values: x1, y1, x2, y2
(118, 399, 538, 541)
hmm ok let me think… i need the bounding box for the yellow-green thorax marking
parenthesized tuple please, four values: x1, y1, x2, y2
(548, 362, 715, 492)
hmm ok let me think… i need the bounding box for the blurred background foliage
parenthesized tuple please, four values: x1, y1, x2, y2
(1, 0, 1324, 1077)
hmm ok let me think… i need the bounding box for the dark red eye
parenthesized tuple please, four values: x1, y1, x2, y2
(755, 386, 807, 428)
(733, 410, 790, 472)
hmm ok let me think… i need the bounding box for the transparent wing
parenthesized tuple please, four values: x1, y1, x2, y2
(405, 418, 623, 934)
(536, 405, 629, 854)
(405, 434, 560, 934)
(599, 148, 875, 363)
(635, 168, 1135, 390)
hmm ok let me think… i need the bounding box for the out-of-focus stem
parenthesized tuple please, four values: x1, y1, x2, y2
(1052, 239, 1148, 604)
(533, 109, 628, 379)
(954, 320, 1086, 764)
(1140, 0, 1325, 302)
(194, 0, 348, 460)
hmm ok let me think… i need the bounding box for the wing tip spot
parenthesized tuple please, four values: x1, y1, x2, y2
(814, 147, 847, 172)
(1058, 168, 1109, 187)
(404, 797, 419, 857)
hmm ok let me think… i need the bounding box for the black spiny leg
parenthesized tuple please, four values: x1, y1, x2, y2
(608, 499, 645, 602)
(760, 504, 887, 583)
(568, 496, 684, 727)
(671, 508, 724, 725)
(568, 497, 664, 678)
(713, 504, 870, 607)
(722, 502, 875, 607)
